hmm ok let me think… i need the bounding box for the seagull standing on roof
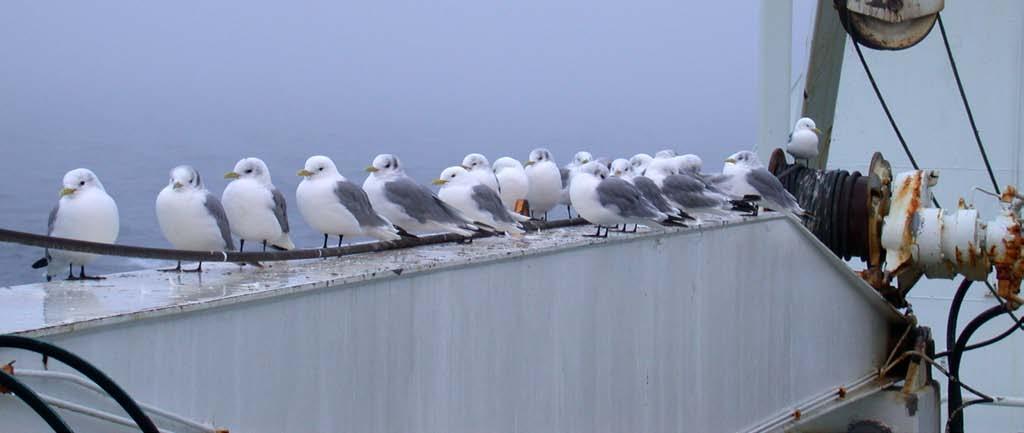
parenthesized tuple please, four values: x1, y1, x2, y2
(559, 151, 593, 217)
(155, 165, 234, 272)
(32, 169, 119, 281)
(524, 148, 562, 220)
(363, 154, 478, 237)
(297, 155, 402, 248)
(222, 157, 295, 252)
(435, 166, 529, 237)
(646, 158, 733, 223)
(492, 157, 529, 211)
(786, 117, 821, 163)
(570, 162, 680, 238)
(461, 153, 500, 193)
(723, 151, 806, 217)
(630, 153, 653, 176)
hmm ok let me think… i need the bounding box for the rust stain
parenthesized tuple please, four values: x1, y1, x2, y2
(838, 387, 848, 399)
(793, 409, 802, 420)
(0, 361, 12, 394)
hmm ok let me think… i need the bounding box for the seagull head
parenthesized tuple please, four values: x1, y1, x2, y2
(630, 153, 653, 174)
(525, 148, 552, 166)
(571, 151, 593, 167)
(366, 154, 401, 176)
(646, 158, 678, 179)
(492, 157, 523, 174)
(655, 149, 677, 159)
(298, 155, 341, 179)
(169, 165, 202, 191)
(578, 161, 609, 180)
(724, 150, 762, 169)
(433, 166, 474, 186)
(60, 168, 104, 198)
(461, 153, 490, 171)
(226, 157, 272, 184)
(610, 158, 632, 178)
(795, 117, 821, 134)
(673, 154, 703, 175)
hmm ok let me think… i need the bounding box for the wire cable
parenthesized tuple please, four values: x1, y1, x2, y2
(947, 304, 1009, 433)
(936, 13, 1000, 193)
(0, 368, 74, 433)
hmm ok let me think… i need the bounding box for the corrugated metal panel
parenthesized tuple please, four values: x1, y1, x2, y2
(0, 216, 905, 432)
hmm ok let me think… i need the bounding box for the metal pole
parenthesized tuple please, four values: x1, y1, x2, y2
(757, 0, 792, 163)
(803, 0, 847, 169)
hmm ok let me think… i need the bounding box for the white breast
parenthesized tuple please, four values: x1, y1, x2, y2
(156, 187, 229, 251)
(221, 179, 282, 242)
(50, 189, 119, 266)
(296, 178, 361, 237)
(525, 161, 562, 213)
(495, 168, 529, 210)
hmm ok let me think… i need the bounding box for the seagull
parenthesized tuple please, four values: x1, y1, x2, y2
(630, 153, 653, 175)
(461, 153, 500, 193)
(655, 149, 677, 159)
(609, 158, 636, 182)
(434, 166, 529, 237)
(723, 151, 806, 217)
(786, 117, 822, 163)
(523, 148, 562, 219)
(32, 169, 119, 281)
(569, 162, 680, 238)
(297, 155, 402, 248)
(492, 157, 529, 211)
(222, 157, 295, 252)
(559, 151, 594, 217)
(155, 165, 234, 272)
(646, 158, 733, 222)
(363, 154, 478, 237)
(673, 154, 703, 175)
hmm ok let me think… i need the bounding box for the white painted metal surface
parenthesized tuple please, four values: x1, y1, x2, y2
(0, 216, 906, 432)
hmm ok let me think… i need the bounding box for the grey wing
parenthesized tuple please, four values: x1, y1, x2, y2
(385, 177, 465, 224)
(596, 178, 659, 219)
(559, 167, 570, 188)
(334, 180, 389, 228)
(270, 186, 290, 233)
(662, 174, 725, 209)
(471, 184, 514, 223)
(47, 203, 59, 235)
(746, 169, 799, 210)
(633, 177, 676, 214)
(698, 173, 732, 196)
(203, 192, 236, 250)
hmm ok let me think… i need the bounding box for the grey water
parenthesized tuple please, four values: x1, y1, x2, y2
(0, 0, 762, 287)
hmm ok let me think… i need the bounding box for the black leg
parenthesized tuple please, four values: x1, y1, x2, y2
(239, 239, 245, 252)
(262, 240, 267, 252)
(66, 264, 78, 281)
(583, 225, 604, 238)
(544, 212, 548, 221)
(79, 266, 105, 280)
(159, 261, 183, 272)
(184, 262, 203, 273)
(323, 234, 329, 249)
(337, 235, 344, 248)
(566, 205, 572, 218)
(630, 224, 638, 233)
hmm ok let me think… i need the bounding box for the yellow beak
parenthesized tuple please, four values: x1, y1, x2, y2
(365, 166, 379, 173)
(297, 169, 314, 177)
(812, 127, 822, 134)
(173, 181, 184, 189)
(59, 187, 76, 197)
(523, 160, 535, 166)
(431, 179, 448, 185)
(724, 158, 737, 164)
(224, 171, 240, 179)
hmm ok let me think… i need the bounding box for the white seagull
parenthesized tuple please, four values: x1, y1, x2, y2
(492, 157, 529, 211)
(363, 154, 478, 237)
(435, 166, 529, 237)
(630, 153, 654, 175)
(609, 158, 636, 182)
(155, 165, 234, 272)
(32, 169, 119, 281)
(723, 150, 806, 217)
(647, 158, 733, 222)
(523, 148, 562, 219)
(297, 155, 402, 248)
(569, 162, 679, 237)
(559, 151, 594, 216)
(461, 153, 500, 193)
(786, 117, 821, 162)
(222, 157, 295, 252)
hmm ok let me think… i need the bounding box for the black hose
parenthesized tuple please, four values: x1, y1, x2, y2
(947, 305, 1008, 433)
(936, 313, 1024, 359)
(0, 368, 74, 433)
(0, 218, 586, 264)
(0, 335, 159, 433)
(945, 279, 973, 358)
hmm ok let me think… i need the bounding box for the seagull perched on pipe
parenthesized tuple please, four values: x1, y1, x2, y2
(786, 117, 822, 164)
(155, 165, 234, 272)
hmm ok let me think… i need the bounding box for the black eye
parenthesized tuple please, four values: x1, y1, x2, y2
(245, 169, 253, 173)
(318, 167, 324, 171)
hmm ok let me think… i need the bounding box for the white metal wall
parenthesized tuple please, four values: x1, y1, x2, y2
(824, 1, 1024, 430)
(0, 219, 900, 433)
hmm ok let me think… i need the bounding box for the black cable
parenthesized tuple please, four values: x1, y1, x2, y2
(0, 335, 160, 433)
(936, 13, 1000, 193)
(946, 398, 994, 433)
(0, 368, 75, 433)
(944, 279, 973, 357)
(948, 305, 1008, 433)
(936, 281, 1024, 359)
(0, 218, 586, 264)
(848, 25, 941, 208)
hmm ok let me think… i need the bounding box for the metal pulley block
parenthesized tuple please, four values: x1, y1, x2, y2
(836, 0, 944, 50)
(986, 186, 1024, 308)
(880, 169, 939, 290)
